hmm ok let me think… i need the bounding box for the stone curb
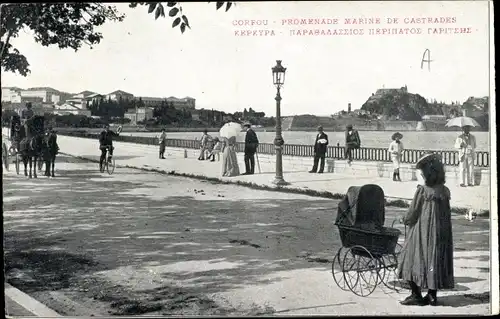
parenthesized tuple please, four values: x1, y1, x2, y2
(5, 283, 61, 317)
(60, 152, 490, 218)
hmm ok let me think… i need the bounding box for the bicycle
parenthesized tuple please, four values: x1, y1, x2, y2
(100, 145, 115, 175)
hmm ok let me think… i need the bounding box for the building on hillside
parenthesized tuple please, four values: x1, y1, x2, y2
(352, 108, 369, 115)
(375, 85, 408, 96)
(1, 87, 23, 103)
(124, 107, 154, 125)
(21, 96, 44, 104)
(165, 96, 196, 110)
(66, 91, 105, 109)
(53, 102, 91, 116)
(138, 96, 165, 107)
(136, 96, 196, 109)
(106, 90, 134, 101)
(19, 87, 61, 103)
(86, 93, 105, 105)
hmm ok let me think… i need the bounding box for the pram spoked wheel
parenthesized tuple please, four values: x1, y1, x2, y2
(378, 242, 404, 291)
(342, 245, 380, 297)
(331, 247, 350, 291)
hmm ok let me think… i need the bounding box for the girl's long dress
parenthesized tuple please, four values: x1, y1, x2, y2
(221, 137, 240, 177)
(397, 184, 455, 290)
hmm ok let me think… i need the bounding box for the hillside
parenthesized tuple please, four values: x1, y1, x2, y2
(360, 87, 465, 121)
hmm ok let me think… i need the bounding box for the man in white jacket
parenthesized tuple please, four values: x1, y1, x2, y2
(454, 125, 476, 187)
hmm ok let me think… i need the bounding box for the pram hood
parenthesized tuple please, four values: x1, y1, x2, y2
(335, 184, 386, 229)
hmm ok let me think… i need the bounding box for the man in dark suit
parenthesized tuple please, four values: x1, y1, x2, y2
(243, 122, 259, 175)
(345, 124, 361, 164)
(309, 126, 329, 173)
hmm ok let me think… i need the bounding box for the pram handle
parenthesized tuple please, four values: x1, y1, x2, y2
(391, 218, 399, 228)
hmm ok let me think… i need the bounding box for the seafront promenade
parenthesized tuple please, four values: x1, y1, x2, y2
(3, 153, 493, 316)
(51, 133, 491, 211)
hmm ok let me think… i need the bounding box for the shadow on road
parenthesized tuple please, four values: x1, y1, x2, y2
(2, 160, 491, 315)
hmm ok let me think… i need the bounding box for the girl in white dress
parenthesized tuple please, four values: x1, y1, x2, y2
(388, 132, 404, 181)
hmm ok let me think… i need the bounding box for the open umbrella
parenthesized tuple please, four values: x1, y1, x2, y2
(445, 116, 480, 128)
(219, 122, 242, 138)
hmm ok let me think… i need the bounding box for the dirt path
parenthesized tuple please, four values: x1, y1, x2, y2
(2, 156, 491, 315)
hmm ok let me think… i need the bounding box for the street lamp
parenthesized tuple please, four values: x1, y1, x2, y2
(271, 60, 289, 186)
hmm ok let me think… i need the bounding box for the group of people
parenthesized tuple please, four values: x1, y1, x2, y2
(307, 123, 477, 187)
(156, 122, 260, 177)
(308, 124, 362, 174)
(387, 125, 477, 186)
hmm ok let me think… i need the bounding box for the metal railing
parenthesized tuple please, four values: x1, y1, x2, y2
(60, 132, 490, 167)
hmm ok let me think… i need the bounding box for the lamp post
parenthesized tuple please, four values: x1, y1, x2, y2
(271, 60, 289, 186)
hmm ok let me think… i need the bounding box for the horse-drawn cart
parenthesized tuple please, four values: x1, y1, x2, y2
(3, 115, 24, 174)
(3, 114, 45, 175)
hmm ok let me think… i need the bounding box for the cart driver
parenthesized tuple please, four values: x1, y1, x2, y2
(20, 102, 35, 138)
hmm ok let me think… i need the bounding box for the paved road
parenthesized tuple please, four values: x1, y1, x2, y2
(2, 156, 491, 315)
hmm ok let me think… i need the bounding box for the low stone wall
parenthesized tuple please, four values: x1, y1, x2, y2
(162, 144, 490, 186)
(2, 127, 489, 186)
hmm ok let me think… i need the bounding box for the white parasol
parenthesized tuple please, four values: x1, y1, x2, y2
(219, 122, 242, 138)
(445, 116, 480, 128)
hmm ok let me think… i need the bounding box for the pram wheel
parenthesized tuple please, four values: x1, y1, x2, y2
(379, 242, 404, 291)
(342, 245, 380, 297)
(331, 247, 350, 291)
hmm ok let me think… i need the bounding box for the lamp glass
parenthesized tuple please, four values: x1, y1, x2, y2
(272, 60, 286, 86)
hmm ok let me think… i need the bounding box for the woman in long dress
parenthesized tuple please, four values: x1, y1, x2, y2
(397, 153, 454, 306)
(221, 136, 240, 177)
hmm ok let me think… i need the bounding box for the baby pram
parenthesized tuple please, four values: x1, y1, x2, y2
(331, 184, 403, 297)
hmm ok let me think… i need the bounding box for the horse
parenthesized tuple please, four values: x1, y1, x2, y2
(19, 115, 45, 178)
(41, 130, 59, 177)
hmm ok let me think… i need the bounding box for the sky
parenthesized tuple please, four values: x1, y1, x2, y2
(0, 1, 492, 116)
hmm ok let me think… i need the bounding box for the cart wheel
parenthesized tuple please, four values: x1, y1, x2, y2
(331, 247, 350, 291)
(15, 154, 20, 175)
(106, 157, 115, 175)
(342, 245, 380, 297)
(379, 243, 404, 292)
(2, 143, 9, 171)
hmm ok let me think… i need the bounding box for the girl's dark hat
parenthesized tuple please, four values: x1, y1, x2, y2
(416, 152, 442, 169)
(391, 132, 403, 140)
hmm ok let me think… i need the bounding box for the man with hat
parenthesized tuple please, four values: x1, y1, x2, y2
(157, 128, 167, 159)
(242, 122, 259, 175)
(20, 102, 36, 138)
(345, 124, 361, 163)
(99, 123, 121, 170)
(388, 132, 404, 181)
(309, 125, 329, 174)
(454, 125, 476, 187)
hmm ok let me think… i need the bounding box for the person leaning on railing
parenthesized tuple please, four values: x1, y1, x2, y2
(345, 124, 361, 164)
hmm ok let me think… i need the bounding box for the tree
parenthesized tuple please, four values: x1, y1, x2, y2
(1, 3, 125, 76)
(129, 2, 234, 33)
(1, 2, 234, 76)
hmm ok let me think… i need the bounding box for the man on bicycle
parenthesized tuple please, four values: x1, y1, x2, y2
(99, 124, 120, 170)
